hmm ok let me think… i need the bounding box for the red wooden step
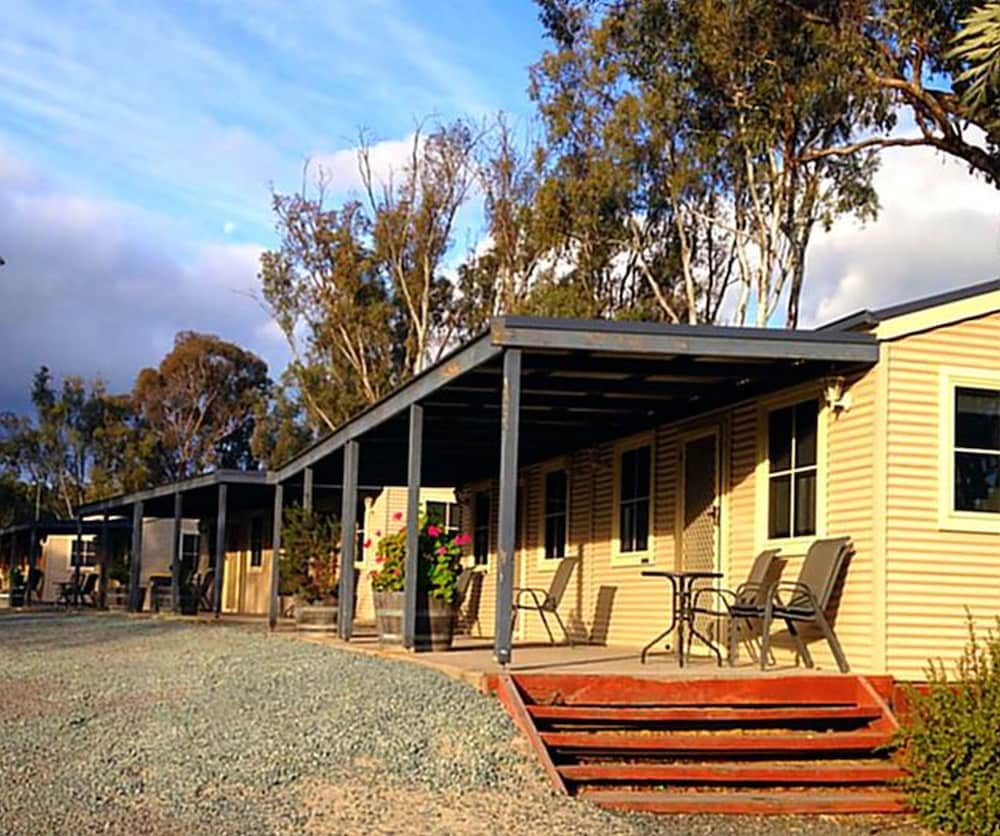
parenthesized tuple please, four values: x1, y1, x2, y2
(528, 704, 883, 725)
(560, 762, 906, 785)
(585, 788, 909, 815)
(541, 731, 892, 755)
(512, 673, 864, 707)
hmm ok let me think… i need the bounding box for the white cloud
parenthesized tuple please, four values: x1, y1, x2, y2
(801, 143, 1000, 327)
(0, 148, 287, 412)
(311, 134, 418, 197)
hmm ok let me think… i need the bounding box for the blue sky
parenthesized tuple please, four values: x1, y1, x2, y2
(0, 0, 997, 415)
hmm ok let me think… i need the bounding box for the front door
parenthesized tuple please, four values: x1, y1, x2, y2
(680, 428, 722, 645)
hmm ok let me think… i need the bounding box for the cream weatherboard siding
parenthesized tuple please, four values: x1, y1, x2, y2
(460, 368, 886, 674)
(884, 311, 1000, 680)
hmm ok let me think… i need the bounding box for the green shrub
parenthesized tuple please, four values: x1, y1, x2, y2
(896, 615, 1000, 836)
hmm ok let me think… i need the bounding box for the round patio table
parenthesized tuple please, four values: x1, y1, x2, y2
(639, 570, 724, 667)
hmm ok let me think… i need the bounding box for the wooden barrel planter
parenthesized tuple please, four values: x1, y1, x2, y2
(373, 590, 404, 645)
(373, 590, 456, 651)
(294, 598, 338, 633)
(413, 595, 456, 652)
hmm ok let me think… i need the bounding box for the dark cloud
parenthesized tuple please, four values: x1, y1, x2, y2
(0, 152, 288, 414)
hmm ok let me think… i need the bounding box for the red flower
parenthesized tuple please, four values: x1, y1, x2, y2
(393, 567, 401, 576)
(376, 556, 384, 564)
(392, 511, 403, 522)
(454, 533, 472, 547)
(363, 539, 372, 549)
(436, 545, 447, 555)
(427, 524, 440, 537)
(375, 530, 382, 537)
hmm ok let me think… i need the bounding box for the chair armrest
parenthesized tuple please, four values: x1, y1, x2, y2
(690, 587, 735, 616)
(770, 581, 820, 611)
(513, 587, 545, 609)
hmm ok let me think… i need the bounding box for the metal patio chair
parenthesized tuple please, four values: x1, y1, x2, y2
(512, 556, 579, 646)
(760, 537, 854, 674)
(58, 572, 98, 607)
(688, 549, 786, 665)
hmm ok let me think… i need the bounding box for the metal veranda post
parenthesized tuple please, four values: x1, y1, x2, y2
(403, 404, 423, 649)
(170, 492, 183, 613)
(338, 440, 359, 640)
(493, 348, 522, 666)
(128, 501, 144, 612)
(268, 482, 284, 630)
(213, 483, 227, 619)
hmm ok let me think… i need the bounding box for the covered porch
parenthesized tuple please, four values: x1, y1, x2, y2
(275, 315, 879, 666)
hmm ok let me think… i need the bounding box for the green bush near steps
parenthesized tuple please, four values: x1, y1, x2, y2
(895, 615, 1000, 836)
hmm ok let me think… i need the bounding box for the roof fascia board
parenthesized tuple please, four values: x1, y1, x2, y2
(875, 288, 1000, 341)
(76, 470, 268, 516)
(275, 333, 502, 482)
(491, 319, 878, 363)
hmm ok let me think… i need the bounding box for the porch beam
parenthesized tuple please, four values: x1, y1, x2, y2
(491, 317, 879, 363)
(403, 404, 423, 649)
(338, 439, 359, 640)
(98, 514, 109, 610)
(276, 335, 501, 482)
(213, 483, 227, 618)
(493, 348, 522, 666)
(268, 482, 284, 630)
(128, 501, 144, 612)
(170, 492, 183, 613)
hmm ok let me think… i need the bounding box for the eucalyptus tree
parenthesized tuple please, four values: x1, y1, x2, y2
(531, 0, 884, 327)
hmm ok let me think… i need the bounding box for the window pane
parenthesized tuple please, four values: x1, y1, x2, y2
(768, 475, 791, 539)
(545, 470, 568, 514)
(620, 503, 635, 553)
(956, 388, 1000, 451)
(473, 491, 490, 564)
(795, 401, 818, 468)
(634, 499, 649, 552)
(955, 452, 1000, 513)
(635, 447, 651, 500)
(545, 516, 566, 559)
(426, 501, 445, 525)
(620, 449, 638, 501)
(793, 471, 817, 536)
(769, 406, 793, 472)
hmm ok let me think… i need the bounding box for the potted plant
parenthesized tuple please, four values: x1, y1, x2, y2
(281, 506, 340, 632)
(370, 513, 471, 650)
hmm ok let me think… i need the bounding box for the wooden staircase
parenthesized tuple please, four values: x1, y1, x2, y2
(494, 672, 907, 815)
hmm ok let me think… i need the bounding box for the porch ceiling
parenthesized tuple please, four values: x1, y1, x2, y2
(285, 317, 879, 489)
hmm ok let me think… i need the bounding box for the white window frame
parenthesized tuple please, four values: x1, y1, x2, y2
(938, 367, 1000, 533)
(68, 537, 98, 569)
(537, 458, 570, 570)
(611, 432, 656, 567)
(755, 389, 828, 553)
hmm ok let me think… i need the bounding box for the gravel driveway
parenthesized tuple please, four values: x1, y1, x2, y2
(0, 614, 924, 835)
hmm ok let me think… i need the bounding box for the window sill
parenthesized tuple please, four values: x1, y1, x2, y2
(610, 553, 655, 568)
(759, 535, 817, 555)
(938, 512, 1000, 535)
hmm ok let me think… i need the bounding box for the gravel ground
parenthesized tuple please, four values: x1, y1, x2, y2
(0, 613, 926, 835)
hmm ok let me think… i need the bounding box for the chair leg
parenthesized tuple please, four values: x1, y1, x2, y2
(760, 602, 774, 672)
(784, 618, 813, 668)
(536, 608, 557, 645)
(549, 607, 574, 647)
(813, 610, 850, 673)
(727, 616, 738, 666)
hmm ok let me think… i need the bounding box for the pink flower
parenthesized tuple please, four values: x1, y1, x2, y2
(427, 524, 440, 537)
(376, 556, 384, 564)
(393, 567, 401, 576)
(454, 533, 472, 547)
(363, 539, 372, 549)
(436, 545, 447, 555)
(392, 511, 403, 522)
